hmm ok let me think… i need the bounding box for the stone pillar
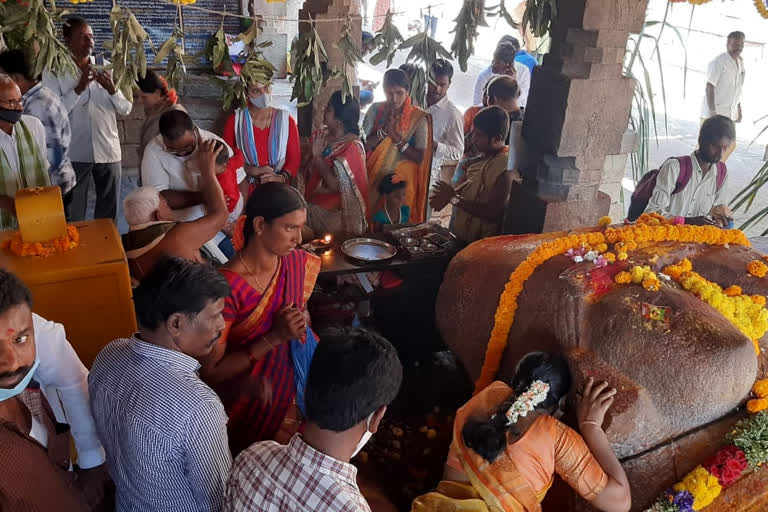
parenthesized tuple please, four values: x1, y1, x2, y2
(507, 0, 646, 233)
(297, 0, 361, 136)
(245, 0, 302, 78)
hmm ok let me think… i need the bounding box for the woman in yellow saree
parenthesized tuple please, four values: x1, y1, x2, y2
(412, 353, 631, 512)
(363, 68, 433, 224)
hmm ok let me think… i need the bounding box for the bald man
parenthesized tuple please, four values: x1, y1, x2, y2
(0, 74, 50, 230)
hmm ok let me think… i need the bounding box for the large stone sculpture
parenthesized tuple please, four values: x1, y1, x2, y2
(436, 224, 768, 507)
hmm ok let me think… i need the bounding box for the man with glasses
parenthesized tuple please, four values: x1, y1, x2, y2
(141, 109, 245, 261)
(0, 74, 50, 230)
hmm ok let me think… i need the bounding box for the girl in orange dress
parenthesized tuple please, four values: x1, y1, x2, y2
(412, 353, 632, 512)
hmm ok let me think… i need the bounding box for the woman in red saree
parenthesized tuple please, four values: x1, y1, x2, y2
(200, 183, 320, 455)
(363, 68, 433, 224)
(412, 353, 631, 512)
(304, 91, 368, 237)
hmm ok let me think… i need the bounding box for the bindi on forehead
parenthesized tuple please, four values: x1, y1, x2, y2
(6, 328, 15, 336)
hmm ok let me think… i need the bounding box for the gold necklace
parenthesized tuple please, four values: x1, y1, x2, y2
(239, 253, 270, 291)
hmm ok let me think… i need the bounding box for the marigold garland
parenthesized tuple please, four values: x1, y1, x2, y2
(747, 260, 768, 278)
(660, 263, 768, 344)
(476, 219, 750, 392)
(754, 379, 768, 399)
(0, 225, 80, 257)
(755, 0, 768, 19)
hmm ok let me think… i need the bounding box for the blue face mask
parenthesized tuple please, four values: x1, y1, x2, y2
(0, 354, 39, 402)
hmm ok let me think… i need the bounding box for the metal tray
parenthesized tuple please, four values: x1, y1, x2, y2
(341, 238, 398, 264)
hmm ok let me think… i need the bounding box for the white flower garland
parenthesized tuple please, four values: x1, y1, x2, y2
(504, 380, 551, 426)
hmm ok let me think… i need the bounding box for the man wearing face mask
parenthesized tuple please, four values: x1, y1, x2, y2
(223, 326, 403, 512)
(0, 74, 50, 230)
(0, 270, 110, 511)
(89, 256, 233, 512)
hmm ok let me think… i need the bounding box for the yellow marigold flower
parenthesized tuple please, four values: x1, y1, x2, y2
(748, 260, 768, 278)
(673, 466, 722, 510)
(747, 398, 768, 414)
(630, 266, 645, 284)
(724, 285, 743, 297)
(598, 216, 612, 228)
(614, 272, 632, 285)
(595, 243, 608, 253)
(642, 277, 660, 292)
(752, 295, 767, 306)
(617, 252, 628, 261)
(754, 379, 768, 398)
(603, 252, 616, 263)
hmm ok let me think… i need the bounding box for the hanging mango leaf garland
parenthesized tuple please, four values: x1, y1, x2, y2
(289, 20, 329, 108)
(105, 5, 148, 100)
(218, 49, 275, 111)
(335, 14, 361, 103)
(450, 0, 487, 73)
(399, 31, 452, 107)
(485, 0, 520, 29)
(154, 27, 187, 90)
(369, 10, 403, 67)
(0, 0, 77, 77)
(522, 0, 557, 38)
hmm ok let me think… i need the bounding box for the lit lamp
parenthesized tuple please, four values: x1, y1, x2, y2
(312, 233, 333, 253)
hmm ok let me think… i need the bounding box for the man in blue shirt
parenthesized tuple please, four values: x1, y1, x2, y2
(89, 257, 232, 512)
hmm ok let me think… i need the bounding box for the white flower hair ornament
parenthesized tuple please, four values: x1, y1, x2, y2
(504, 380, 550, 426)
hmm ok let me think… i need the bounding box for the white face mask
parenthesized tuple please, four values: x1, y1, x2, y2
(351, 411, 375, 458)
(0, 353, 39, 402)
(249, 92, 272, 109)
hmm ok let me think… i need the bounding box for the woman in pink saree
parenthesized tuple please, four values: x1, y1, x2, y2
(412, 353, 631, 512)
(200, 183, 320, 455)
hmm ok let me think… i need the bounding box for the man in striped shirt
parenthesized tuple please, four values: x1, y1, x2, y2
(89, 257, 232, 512)
(224, 327, 404, 512)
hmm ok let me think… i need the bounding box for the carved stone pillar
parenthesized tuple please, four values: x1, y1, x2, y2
(507, 0, 647, 233)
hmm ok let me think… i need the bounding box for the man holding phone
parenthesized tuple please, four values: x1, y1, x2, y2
(43, 16, 132, 222)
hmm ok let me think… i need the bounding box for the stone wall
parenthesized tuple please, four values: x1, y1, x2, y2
(244, 0, 302, 78)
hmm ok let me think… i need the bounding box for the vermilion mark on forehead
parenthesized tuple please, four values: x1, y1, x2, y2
(6, 328, 15, 335)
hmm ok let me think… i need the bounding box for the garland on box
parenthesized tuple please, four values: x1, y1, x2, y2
(1, 225, 80, 257)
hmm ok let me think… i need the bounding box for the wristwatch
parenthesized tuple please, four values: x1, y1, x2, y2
(450, 195, 460, 206)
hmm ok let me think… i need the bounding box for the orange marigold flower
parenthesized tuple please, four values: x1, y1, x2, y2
(604, 252, 616, 263)
(617, 252, 628, 261)
(747, 398, 768, 414)
(724, 285, 743, 297)
(615, 271, 632, 284)
(753, 379, 768, 399)
(595, 243, 608, 253)
(748, 260, 768, 278)
(598, 216, 612, 228)
(642, 277, 660, 292)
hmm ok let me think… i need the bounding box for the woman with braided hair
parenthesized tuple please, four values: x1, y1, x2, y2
(412, 352, 631, 512)
(137, 70, 186, 170)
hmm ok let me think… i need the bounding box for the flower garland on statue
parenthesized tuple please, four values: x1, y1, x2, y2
(0, 225, 80, 257)
(475, 213, 749, 392)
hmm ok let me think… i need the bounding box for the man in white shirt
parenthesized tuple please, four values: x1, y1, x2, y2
(141, 109, 245, 260)
(701, 31, 745, 162)
(472, 37, 531, 108)
(646, 115, 735, 227)
(0, 74, 50, 230)
(426, 59, 464, 187)
(0, 269, 110, 509)
(43, 16, 133, 222)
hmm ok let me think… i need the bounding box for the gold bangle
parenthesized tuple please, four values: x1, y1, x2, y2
(580, 420, 603, 429)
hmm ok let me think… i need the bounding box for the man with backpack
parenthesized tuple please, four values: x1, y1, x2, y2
(629, 115, 735, 227)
